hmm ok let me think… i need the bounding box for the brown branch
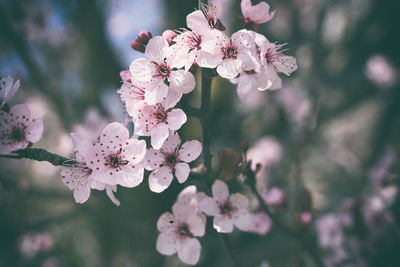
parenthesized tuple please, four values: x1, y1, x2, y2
(0, 148, 76, 167)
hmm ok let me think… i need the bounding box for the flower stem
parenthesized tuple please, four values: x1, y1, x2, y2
(0, 148, 76, 167)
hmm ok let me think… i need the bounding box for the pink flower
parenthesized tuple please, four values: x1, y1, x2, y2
(200, 29, 258, 79)
(0, 104, 43, 154)
(86, 122, 146, 187)
(145, 132, 202, 193)
(132, 100, 187, 149)
(0, 75, 20, 107)
(129, 36, 195, 105)
(240, 0, 275, 28)
(249, 211, 272, 235)
(156, 202, 205, 265)
(262, 187, 286, 206)
(199, 180, 251, 233)
(61, 133, 120, 205)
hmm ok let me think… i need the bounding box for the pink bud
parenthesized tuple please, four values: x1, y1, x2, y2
(137, 30, 152, 45)
(131, 39, 145, 53)
(120, 70, 131, 83)
(264, 187, 286, 206)
(299, 211, 313, 224)
(162, 30, 177, 46)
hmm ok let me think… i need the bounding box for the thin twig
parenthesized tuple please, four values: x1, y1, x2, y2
(0, 148, 76, 167)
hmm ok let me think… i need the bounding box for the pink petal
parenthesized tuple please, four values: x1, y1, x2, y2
(145, 36, 169, 62)
(144, 79, 168, 105)
(214, 215, 234, 233)
(177, 238, 201, 265)
(199, 197, 219, 216)
(187, 214, 206, 237)
(178, 140, 202, 162)
(212, 180, 230, 202)
(186, 10, 209, 35)
(73, 185, 91, 204)
(118, 165, 144, 188)
(124, 139, 147, 164)
(232, 208, 252, 231)
(106, 185, 120, 206)
(217, 58, 242, 79)
(163, 90, 182, 109)
(166, 108, 187, 131)
(241, 0, 275, 24)
(157, 211, 175, 232)
(161, 131, 181, 153)
(169, 70, 195, 94)
(148, 166, 173, 193)
(156, 231, 177, 256)
(144, 148, 164, 170)
(174, 162, 190, 183)
(229, 193, 248, 209)
(25, 118, 43, 143)
(150, 123, 169, 149)
(100, 122, 129, 144)
(196, 50, 221, 68)
(129, 58, 154, 82)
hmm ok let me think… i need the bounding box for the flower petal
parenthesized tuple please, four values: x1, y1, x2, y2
(157, 211, 175, 232)
(150, 123, 169, 149)
(144, 79, 168, 105)
(174, 162, 190, 183)
(178, 140, 202, 162)
(229, 193, 248, 209)
(156, 231, 177, 256)
(212, 180, 229, 202)
(166, 108, 187, 131)
(148, 166, 173, 193)
(217, 58, 242, 79)
(144, 148, 164, 170)
(214, 215, 234, 233)
(232, 208, 252, 231)
(145, 36, 169, 62)
(169, 70, 195, 94)
(161, 131, 180, 153)
(177, 238, 201, 265)
(199, 197, 219, 216)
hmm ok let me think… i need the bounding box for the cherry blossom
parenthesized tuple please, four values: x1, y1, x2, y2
(131, 100, 187, 149)
(176, 185, 207, 222)
(61, 133, 120, 205)
(86, 122, 146, 187)
(199, 180, 251, 233)
(0, 75, 20, 108)
(173, 10, 225, 71)
(144, 131, 202, 193)
(240, 0, 275, 30)
(129, 36, 195, 105)
(156, 202, 205, 265)
(200, 29, 258, 79)
(0, 104, 43, 154)
(198, 3, 226, 32)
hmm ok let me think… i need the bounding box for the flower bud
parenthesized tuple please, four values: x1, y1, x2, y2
(120, 70, 131, 83)
(131, 39, 145, 53)
(162, 30, 177, 46)
(299, 211, 313, 224)
(137, 30, 152, 45)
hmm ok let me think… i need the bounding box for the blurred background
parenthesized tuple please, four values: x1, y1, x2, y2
(1, 0, 399, 266)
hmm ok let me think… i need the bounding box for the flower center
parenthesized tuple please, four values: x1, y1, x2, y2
(106, 150, 128, 169)
(219, 201, 235, 216)
(176, 223, 193, 238)
(152, 106, 168, 124)
(11, 126, 25, 142)
(155, 63, 171, 79)
(130, 84, 145, 101)
(186, 32, 201, 50)
(165, 153, 178, 167)
(222, 43, 238, 60)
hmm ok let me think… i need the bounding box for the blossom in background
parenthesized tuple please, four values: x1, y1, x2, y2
(20, 232, 53, 258)
(130, 36, 195, 105)
(61, 133, 120, 205)
(132, 100, 187, 149)
(199, 180, 251, 233)
(0, 104, 43, 154)
(0, 75, 20, 108)
(86, 122, 146, 187)
(248, 211, 272, 235)
(156, 202, 205, 265)
(145, 132, 202, 192)
(240, 0, 275, 30)
(200, 29, 258, 79)
(315, 213, 344, 248)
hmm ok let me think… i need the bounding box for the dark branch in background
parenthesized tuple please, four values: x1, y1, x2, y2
(244, 164, 325, 267)
(0, 148, 76, 167)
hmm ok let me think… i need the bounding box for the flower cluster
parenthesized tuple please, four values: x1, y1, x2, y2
(156, 180, 273, 265)
(0, 76, 44, 155)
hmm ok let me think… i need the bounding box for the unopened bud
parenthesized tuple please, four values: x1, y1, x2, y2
(137, 30, 152, 45)
(299, 211, 313, 224)
(120, 70, 131, 83)
(162, 30, 177, 46)
(131, 39, 145, 53)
